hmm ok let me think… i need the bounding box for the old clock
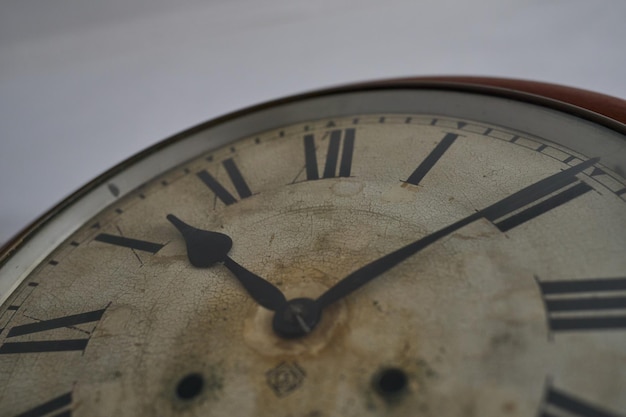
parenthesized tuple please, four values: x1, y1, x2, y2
(1, 77, 625, 417)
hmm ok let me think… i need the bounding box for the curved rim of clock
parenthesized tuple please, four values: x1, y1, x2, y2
(2, 76, 625, 265)
(367, 76, 626, 130)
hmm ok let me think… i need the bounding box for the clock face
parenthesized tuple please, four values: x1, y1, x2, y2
(0, 85, 625, 417)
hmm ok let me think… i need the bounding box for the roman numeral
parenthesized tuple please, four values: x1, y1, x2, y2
(538, 276, 626, 332)
(0, 308, 106, 354)
(480, 159, 596, 232)
(540, 385, 623, 417)
(13, 391, 72, 417)
(304, 128, 355, 180)
(405, 133, 458, 185)
(490, 182, 593, 232)
(197, 158, 252, 205)
(94, 234, 164, 254)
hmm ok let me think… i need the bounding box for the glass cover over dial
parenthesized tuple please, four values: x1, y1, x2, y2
(0, 87, 625, 417)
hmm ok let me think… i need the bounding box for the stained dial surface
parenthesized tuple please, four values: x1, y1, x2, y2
(1, 113, 625, 417)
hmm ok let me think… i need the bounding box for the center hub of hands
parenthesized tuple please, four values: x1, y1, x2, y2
(272, 298, 322, 338)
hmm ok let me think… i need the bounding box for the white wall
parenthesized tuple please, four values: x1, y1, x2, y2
(1, 0, 625, 245)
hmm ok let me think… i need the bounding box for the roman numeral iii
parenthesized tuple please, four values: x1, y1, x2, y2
(304, 128, 355, 180)
(197, 158, 252, 205)
(0, 308, 106, 354)
(537, 276, 626, 332)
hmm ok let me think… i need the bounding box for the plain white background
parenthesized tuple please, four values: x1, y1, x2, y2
(1, 0, 625, 245)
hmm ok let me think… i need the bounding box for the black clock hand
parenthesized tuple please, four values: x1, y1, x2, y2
(167, 214, 321, 338)
(315, 158, 598, 309)
(166, 214, 287, 311)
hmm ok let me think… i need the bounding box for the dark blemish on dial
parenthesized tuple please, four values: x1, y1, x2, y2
(373, 367, 409, 398)
(107, 183, 120, 197)
(176, 373, 204, 400)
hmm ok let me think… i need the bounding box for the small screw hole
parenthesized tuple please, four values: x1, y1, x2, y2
(374, 368, 408, 396)
(176, 373, 204, 400)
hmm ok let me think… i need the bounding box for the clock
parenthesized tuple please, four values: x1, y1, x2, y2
(0, 77, 625, 417)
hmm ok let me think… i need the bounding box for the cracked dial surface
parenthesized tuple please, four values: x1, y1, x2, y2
(0, 86, 625, 417)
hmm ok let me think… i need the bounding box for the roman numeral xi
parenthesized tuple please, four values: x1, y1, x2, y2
(0, 308, 106, 354)
(538, 276, 626, 332)
(197, 158, 252, 205)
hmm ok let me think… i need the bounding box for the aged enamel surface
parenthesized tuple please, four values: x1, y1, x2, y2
(1, 114, 625, 417)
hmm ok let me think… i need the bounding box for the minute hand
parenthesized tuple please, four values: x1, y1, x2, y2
(315, 158, 598, 309)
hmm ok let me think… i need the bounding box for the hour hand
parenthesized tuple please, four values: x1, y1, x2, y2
(166, 214, 287, 311)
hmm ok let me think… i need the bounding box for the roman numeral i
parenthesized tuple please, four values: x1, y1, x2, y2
(405, 132, 458, 186)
